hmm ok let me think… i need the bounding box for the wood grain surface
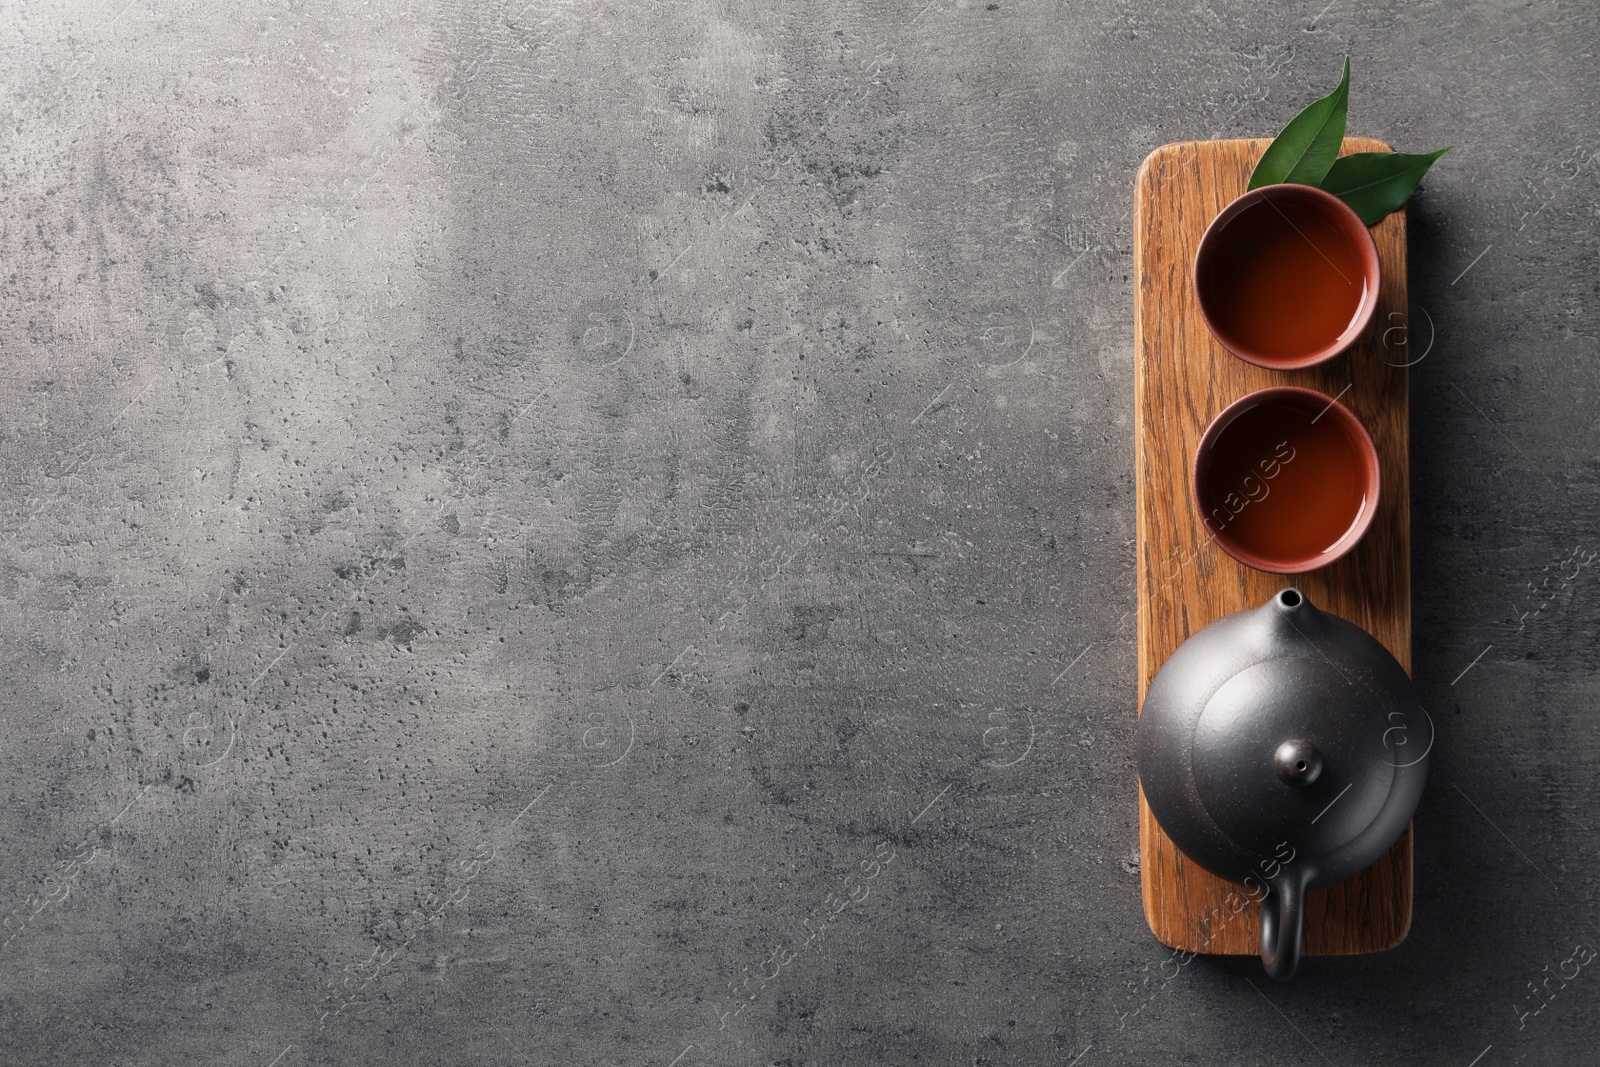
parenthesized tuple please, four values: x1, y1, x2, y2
(1133, 138, 1413, 956)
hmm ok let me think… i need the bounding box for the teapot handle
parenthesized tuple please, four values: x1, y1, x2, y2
(1260, 866, 1310, 980)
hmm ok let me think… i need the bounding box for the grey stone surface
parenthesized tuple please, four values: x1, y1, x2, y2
(0, 0, 1595, 1064)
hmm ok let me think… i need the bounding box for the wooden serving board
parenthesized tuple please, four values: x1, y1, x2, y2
(1134, 138, 1412, 956)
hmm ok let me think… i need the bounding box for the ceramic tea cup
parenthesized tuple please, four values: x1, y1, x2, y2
(1194, 184, 1381, 370)
(1191, 386, 1380, 573)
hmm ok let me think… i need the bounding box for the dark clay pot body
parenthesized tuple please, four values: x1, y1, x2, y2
(1136, 589, 1429, 979)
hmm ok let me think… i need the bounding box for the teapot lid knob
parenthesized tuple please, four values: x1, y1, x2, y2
(1274, 739, 1323, 787)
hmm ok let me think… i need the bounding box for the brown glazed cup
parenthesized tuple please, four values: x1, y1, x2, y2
(1194, 184, 1381, 370)
(1191, 386, 1380, 574)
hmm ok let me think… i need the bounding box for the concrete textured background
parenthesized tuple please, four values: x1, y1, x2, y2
(0, 0, 1595, 1064)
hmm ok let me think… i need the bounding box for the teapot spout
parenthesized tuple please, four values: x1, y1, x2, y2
(1264, 586, 1319, 640)
(1273, 587, 1307, 613)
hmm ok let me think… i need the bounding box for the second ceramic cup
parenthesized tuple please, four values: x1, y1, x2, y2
(1194, 184, 1381, 370)
(1192, 386, 1380, 574)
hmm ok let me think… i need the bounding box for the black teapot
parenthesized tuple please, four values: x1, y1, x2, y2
(1136, 588, 1430, 979)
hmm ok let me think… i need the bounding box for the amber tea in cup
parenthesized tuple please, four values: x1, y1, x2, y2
(1191, 387, 1380, 574)
(1194, 184, 1381, 370)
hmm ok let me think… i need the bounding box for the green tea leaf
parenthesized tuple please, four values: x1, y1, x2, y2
(1320, 146, 1453, 224)
(1247, 57, 1351, 190)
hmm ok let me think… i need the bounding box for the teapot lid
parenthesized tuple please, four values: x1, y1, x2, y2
(1190, 653, 1395, 857)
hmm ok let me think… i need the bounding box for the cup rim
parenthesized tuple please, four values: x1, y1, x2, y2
(1190, 385, 1381, 574)
(1193, 184, 1382, 371)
